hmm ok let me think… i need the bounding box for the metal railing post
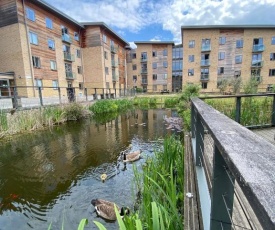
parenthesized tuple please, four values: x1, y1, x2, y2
(114, 88, 116, 98)
(95, 88, 97, 100)
(195, 114, 204, 167)
(85, 88, 88, 101)
(272, 94, 275, 126)
(191, 103, 195, 138)
(58, 87, 61, 104)
(38, 87, 43, 106)
(235, 96, 241, 123)
(103, 88, 105, 99)
(12, 86, 18, 109)
(210, 145, 235, 230)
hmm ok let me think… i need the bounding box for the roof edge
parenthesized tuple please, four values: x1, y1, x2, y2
(181, 25, 275, 29)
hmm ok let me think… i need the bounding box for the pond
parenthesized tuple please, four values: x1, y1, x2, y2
(0, 109, 181, 230)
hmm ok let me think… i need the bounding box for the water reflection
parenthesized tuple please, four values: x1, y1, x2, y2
(0, 109, 180, 229)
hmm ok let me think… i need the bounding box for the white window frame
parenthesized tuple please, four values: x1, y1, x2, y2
(163, 61, 168, 68)
(26, 7, 35, 21)
(152, 62, 157, 69)
(189, 40, 195, 48)
(52, 80, 58, 89)
(32, 56, 41, 68)
(29, 32, 38, 45)
(48, 39, 55, 50)
(236, 39, 243, 48)
(45, 17, 53, 29)
(74, 32, 79, 41)
(163, 49, 168, 56)
(103, 34, 107, 43)
(76, 49, 81, 58)
(272, 36, 275, 45)
(188, 55, 194, 62)
(218, 52, 225, 60)
(219, 37, 226, 45)
(35, 79, 43, 89)
(188, 69, 194, 76)
(235, 55, 242, 64)
(50, 60, 57, 70)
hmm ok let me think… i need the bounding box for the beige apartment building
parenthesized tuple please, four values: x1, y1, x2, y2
(127, 41, 174, 93)
(181, 25, 275, 93)
(0, 0, 129, 101)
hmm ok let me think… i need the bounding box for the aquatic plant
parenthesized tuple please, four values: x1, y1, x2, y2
(89, 99, 133, 114)
(164, 97, 179, 108)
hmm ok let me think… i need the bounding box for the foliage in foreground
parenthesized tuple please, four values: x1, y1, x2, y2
(89, 99, 133, 114)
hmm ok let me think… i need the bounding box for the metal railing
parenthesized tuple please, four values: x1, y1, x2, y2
(111, 60, 118, 67)
(251, 60, 263, 67)
(191, 97, 275, 230)
(140, 58, 148, 62)
(252, 44, 265, 52)
(141, 69, 148, 74)
(61, 34, 72, 44)
(200, 74, 209, 81)
(64, 52, 75, 62)
(110, 46, 117, 53)
(201, 60, 210, 66)
(201, 45, 211, 52)
(65, 71, 76, 79)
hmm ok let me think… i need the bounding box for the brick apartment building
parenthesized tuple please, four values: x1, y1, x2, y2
(181, 25, 275, 93)
(127, 41, 174, 93)
(0, 0, 129, 100)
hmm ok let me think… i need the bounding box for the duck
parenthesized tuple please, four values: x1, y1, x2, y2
(100, 173, 107, 183)
(123, 150, 141, 163)
(91, 199, 130, 221)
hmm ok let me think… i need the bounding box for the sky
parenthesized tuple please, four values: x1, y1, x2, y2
(45, 0, 275, 47)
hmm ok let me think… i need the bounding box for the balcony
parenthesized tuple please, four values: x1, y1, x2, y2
(65, 71, 76, 79)
(201, 60, 210, 66)
(251, 60, 263, 68)
(252, 44, 265, 52)
(141, 69, 148, 74)
(200, 74, 209, 81)
(111, 46, 117, 53)
(251, 75, 262, 82)
(62, 34, 72, 44)
(141, 79, 148, 85)
(141, 58, 148, 62)
(201, 44, 211, 52)
(64, 52, 75, 62)
(112, 74, 119, 81)
(111, 60, 118, 67)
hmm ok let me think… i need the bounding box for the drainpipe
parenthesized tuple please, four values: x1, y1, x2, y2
(102, 27, 107, 99)
(22, 0, 35, 97)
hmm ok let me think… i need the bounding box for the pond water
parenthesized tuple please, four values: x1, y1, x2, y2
(0, 109, 181, 230)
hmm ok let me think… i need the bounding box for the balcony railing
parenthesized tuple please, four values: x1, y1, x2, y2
(201, 44, 211, 52)
(65, 71, 76, 79)
(64, 52, 75, 62)
(141, 79, 148, 84)
(141, 58, 148, 62)
(141, 69, 148, 74)
(252, 44, 265, 52)
(251, 75, 262, 82)
(112, 74, 119, 81)
(111, 60, 118, 67)
(251, 60, 263, 67)
(111, 46, 117, 53)
(201, 60, 210, 66)
(62, 34, 72, 44)
(200, 74, 209, 81)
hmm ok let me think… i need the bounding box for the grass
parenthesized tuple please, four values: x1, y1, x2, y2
(89, 99, 133, 114)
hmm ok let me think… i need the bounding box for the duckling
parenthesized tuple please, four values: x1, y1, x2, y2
(91, 199, 130, 221)
(100, 173, 107, 183)
(123, 150, 141, 163)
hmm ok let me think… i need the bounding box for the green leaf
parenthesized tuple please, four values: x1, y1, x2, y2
(93, 221, 107, 230)
(47, 222, 52, 230)
(78, 218, 88, 230)
(152, 202, 159, 230)
(135, 219, 143, 230)
(114, 205, 126, 230)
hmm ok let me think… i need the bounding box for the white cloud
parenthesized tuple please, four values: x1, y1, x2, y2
(45, 0, 275, 43)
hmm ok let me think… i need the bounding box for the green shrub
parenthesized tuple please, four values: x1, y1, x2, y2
(63, 103, 85, 120)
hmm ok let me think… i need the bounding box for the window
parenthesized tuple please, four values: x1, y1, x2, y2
(153, 85, 157, 91)
(32, 56, 41, 68)
(188, 55, 194, 62)
(152, 62, 157, 69)
(270, 53, 275, 61)
(79, 82, 84, 90)
(172, 60, 182, 71)
(74, 32, 79, 41)
(29, 32, 38, 45)
(45, 18, 53, 29)
(163, 74, 167, 79)
(189, 40, 195, 48)
(272, 36, 275, 45)
(52, 80, 58, 89)
(133, 75, 137, 81)
(201, 82, 208, 89)
(61, 26, 68, 34)
(236, 39, 243, 48)
(163, 61, 168, 68)
(188, 69, 194, 76)
(152, 51, 157, 57)
(77, 66, 82, 74)
(132, 53, 136, 59)
(35, 79, 43, 88)
(26, 8, 35, 21)
(235, 55, 242, 64)
(269, 69, 275, 76)
(48, 39, 55, 50)
(153, 74, 157, 80)
(103, 34, 107, 43)
(105, 67, 109, 75)
(50, 60, 57, 70)
(141, 52, 147, 60)
(104, 51, 108, 59)
(163, 49, 168, 56)
(76, 49, 81, 58)
(235, 70, 241, 78)
(132, 64, 137, 70)
(172, 47, 183, 58)
(218, 67, 224, 75)
(218, 52, 225, 60)
(219, 37, 226, 45)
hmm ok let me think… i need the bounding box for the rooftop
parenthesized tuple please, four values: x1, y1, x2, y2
(181, 24, 275, 30)
(134, 41, 175, 45)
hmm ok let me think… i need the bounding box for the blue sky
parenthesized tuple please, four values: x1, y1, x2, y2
(45, 0, 275, 47)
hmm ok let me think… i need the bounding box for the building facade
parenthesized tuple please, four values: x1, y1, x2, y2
(0, 0, 129, 100)
(181, 25, 275, 93)
(127, 41, 174, 93)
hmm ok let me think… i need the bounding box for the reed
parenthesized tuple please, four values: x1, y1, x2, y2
(89, 99, 133, 114)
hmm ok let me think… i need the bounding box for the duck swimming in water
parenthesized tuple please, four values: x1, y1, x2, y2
(91, 199, 130, 221)
(123, 150, 141, 163)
